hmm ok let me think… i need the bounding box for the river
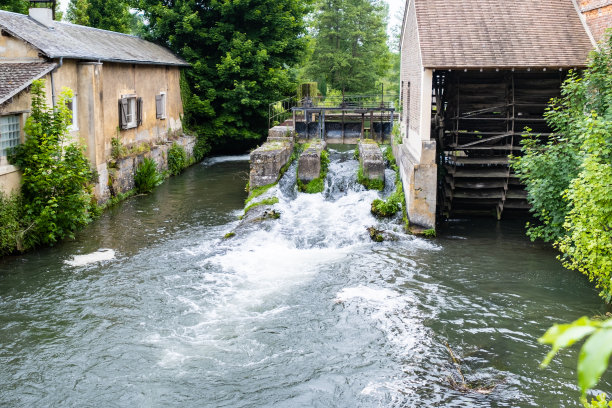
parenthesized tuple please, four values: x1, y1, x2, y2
(0, 146, 609, 407)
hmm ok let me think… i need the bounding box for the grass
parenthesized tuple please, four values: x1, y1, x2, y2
(371, 183, 403, 217)
(245, 183, 275, 205)
(243, 196, 279, 216)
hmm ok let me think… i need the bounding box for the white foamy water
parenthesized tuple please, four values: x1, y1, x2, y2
(201, 154, 250, 166)
(64, 248, 115, 267)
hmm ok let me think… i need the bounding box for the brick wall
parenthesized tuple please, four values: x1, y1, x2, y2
(400, 0, 423, 140)
(579, 0, 612, 42)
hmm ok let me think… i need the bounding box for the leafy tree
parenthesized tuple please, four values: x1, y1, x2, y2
(540, 316, 612, 407)
(305, 0, 391, 94)
(0, 0, 62, 19)
(511, 31, 612, 301)
(10, 80, 94, 248)
(134, 0, 310, 153)
(66, 0, 132, 33)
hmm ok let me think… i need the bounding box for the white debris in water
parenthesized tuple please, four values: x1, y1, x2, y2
(64, 248, 115, 267)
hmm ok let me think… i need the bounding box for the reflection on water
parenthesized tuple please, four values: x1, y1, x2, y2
(0, 148, 609, 407)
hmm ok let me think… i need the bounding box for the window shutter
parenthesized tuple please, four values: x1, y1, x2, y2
(137, 97, 143, 126)
(119, 98, 128, 130)
(155, 95, 162, 119)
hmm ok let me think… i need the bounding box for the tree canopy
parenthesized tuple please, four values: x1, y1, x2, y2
(66, 0, 133, 33)
(304, 0, 391, 94)
(133, 0, 310, 153)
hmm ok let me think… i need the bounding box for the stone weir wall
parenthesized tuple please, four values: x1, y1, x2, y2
(249, 126, 295, 189)
(98, 134, 196, 201)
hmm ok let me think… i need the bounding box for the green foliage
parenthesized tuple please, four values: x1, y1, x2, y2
(304, 0, 391, 93)
(540, 316, 612, 406)
(97, 189, 136, 211)
(297, 82, 320, 99)
(111, 137, 128, 159)
(357, 164, 384, 190)
(392, 123, 402, 145)
(9, 80, 94, 248)
(134, 157, 163, 194)
(0, 192, 22, 256)
(371, 183, 402, 217)
(67, 0, 134, 33)
(245, 183, 275, 205)
(0, 1, 62, 17)
(510, 32, 612, 301)
(168, 142, 187, 176)
(422, 229, 436, 238)
(134, 0, 310, 153)
(297, 149, 329, 194)
(244, 196, 279, 215)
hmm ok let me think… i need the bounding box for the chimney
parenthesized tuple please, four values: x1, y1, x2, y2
(29, 7, 54, 27)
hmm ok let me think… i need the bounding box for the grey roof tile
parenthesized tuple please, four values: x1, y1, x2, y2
(0, 10, 188, 66)
(0, 62, 56, 105)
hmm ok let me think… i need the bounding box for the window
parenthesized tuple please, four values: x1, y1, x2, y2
(156, 92, 166, 120)
(0, 115, 20, 157)
(118, 95, 143, 130)
(66, 95, 78, 130)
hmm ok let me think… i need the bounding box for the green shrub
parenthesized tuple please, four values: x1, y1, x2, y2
(371, 183, 403, 217)
(9, 80, 94, 248)
(0, 192, 22, 255)
(168, 142, 187, 175)
(134, 158, 163, 193)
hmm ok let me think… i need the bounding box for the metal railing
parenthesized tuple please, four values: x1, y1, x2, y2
(268, 93, 399, 129)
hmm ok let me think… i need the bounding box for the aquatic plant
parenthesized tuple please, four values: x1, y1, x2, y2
(134, 158, 163, 194)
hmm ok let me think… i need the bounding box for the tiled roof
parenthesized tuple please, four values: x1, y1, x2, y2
(414, 0, 595, 69)
(0, 62, 56, 105)
(0, 10, 189, 66)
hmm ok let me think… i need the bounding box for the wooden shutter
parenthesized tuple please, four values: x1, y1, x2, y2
(155, 95, 162, 119)
(119, 98, 128, 130)
(137, 97, 143, 126)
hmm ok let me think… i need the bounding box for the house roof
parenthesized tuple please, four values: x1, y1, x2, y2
(0, 62, 56, 105)
(413, 0, 595, 69)
(0, 10, 189, 67)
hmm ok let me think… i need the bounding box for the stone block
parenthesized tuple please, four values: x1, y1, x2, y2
(358, 140, 385, 182)
(298, 140, 326, 182)
(268, 126, 295, 139)
(249, 139, 294, 189)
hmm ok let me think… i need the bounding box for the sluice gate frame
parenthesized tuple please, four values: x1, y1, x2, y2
(269, 94, 397, 142)
(432, 69, 567, 219)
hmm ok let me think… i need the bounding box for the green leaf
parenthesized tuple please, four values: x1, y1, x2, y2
(578, 328, 612, 393)
(540, 317, 597, 367)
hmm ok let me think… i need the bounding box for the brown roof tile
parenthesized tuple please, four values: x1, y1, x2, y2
(415, 0, 594, 69)
(0, 62, 56, 105)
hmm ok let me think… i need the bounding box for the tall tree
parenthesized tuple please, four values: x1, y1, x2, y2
(134, 0, 310, 154)
(0, 0, 62, 19)
(66, 0, 132, 33)
(305, 0, 391, 94)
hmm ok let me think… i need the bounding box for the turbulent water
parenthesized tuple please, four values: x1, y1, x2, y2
(0, 146, 609, 407)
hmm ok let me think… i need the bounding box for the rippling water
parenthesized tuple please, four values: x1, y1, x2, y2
(0, 147, 609, 407)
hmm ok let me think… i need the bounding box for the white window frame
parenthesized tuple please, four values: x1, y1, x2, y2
(0, 114, 21, 157)
(156, 92, 167, 120)
(125, 96, 137, 129)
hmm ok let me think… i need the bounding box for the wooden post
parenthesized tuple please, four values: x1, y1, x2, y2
(341, 110, 345, 143)
(370, 111, 374, 139)
(360, 113, 364, 139)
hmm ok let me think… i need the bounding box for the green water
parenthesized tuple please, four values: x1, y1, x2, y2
(0, 151, 609, 407)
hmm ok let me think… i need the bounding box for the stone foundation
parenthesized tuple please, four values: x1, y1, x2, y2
(358, 140, 385, 182)
(298, 140, 326, 183)
(249, 137, 294, 189)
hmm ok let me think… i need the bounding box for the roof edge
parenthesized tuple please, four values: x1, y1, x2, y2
(0, 62, 57, 105)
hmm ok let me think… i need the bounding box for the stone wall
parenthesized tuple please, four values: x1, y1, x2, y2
(102, 134, 196, 199)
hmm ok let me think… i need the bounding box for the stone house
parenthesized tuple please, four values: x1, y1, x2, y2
(0, 8, 190, 200)
(397, 0, 604, 228)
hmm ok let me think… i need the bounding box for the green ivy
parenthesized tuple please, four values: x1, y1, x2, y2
(0, 192, 22, 255)
(9, 80, 94, 248)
